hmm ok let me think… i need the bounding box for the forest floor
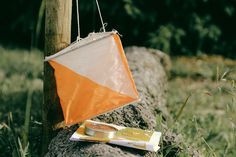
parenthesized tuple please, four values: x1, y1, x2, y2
(0, 47, 235, 156)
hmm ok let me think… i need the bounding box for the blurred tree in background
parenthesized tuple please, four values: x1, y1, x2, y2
(0, 0, 235, 57)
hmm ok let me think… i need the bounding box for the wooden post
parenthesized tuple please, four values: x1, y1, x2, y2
(42, 0, 72, 155)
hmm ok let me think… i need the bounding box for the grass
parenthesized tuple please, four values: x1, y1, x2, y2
(0, 46, 43, 156)
(165, 55, 236, 156)
(0, 46, 235, 156)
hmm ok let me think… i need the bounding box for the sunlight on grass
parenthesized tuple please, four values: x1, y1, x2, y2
(167, 55, 236, 156)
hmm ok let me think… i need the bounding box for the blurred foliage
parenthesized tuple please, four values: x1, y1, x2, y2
(171, 54, 236, 80)
(0, 0, 235, 57)
(0, 47, 43, 156)
(148, 24, 186, 54)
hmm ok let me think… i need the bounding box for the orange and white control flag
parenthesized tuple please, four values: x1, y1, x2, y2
(45, 32, 140, 125)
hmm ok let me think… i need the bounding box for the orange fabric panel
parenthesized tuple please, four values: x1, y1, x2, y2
(112, 34, 139, 99)
(49, 60, 135, 125)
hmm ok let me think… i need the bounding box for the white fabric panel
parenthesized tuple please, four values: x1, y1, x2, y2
(52, 35, 136, 98)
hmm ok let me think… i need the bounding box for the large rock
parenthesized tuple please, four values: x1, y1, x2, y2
(45, 46, 170, 157)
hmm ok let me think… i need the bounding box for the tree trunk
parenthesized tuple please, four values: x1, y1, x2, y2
(42, 0, 72, 156)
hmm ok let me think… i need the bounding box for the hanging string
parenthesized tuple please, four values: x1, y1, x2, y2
(75, 0, 105, 42)
(95, 0, 106, 32)
(76, 0, 81, 41)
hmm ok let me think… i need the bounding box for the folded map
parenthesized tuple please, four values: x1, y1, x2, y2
(70, 120, 161, 152)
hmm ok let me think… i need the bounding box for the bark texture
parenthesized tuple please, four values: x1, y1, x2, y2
(45, 46, 170, 157)
(43, 0, 72, 155)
